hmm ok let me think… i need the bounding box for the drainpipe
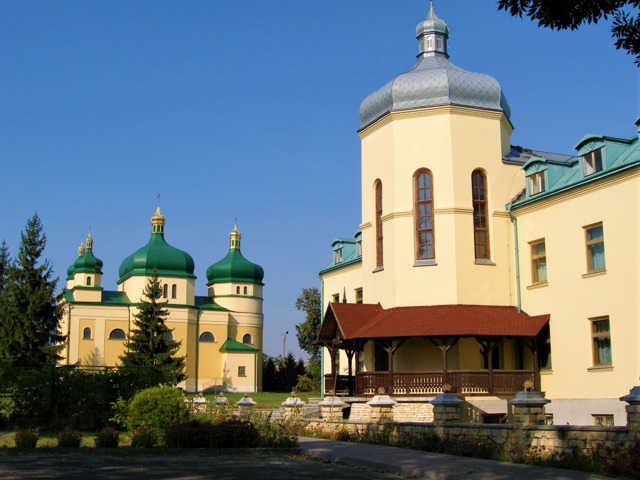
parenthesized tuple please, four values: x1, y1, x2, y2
(319, 275, 325, 397)
(507, 205, 522, 313)
(195, 308, 201, 393)
(66, 302, 72, 365)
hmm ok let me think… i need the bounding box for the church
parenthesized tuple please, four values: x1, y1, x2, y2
(60, 207, 265, 393)
(317, 3, 639, 425)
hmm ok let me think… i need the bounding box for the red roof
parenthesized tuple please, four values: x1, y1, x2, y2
(319, 303, 549, 341)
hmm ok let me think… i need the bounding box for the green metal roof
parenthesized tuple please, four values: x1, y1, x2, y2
(219, 338, 259, 353)
(63, 289, 130, 306)
(194, 296, 228, 311)
(206, 248, 264, 286)
(67, 248, 103, 279)
(118, 232, 195, 283)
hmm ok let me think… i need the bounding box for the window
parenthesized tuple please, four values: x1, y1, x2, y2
(375, 180, 383, 267)
(171, 284, 176, 299)
(86, 277, 92, 286)
(585, 223, 605, 272)
(528, 171, 546, 195)
(238, 366, 246, 377)
(355, 288, 363, 304)
(537, 324, 552, 370)
(415, 169, 435, 260)
(109, 329, 126, 340)
(593, 414, 614, 426)
(356, 240, 362, 257)
(530, 239, 547, 284)
(236, 286, 240, 294)
(334, 248, 343, 264)
(243, 286, 247, 295)
(591, 317, 612, 366)
(199, 331, 215, 342)
(331, 293, 340, 303)
(82, 327, 92, 340)
(472, 170, 490, 260)
(242, 334, 252, 345)
(163, 284, 168, 298)
(163, 332, 174, 341)
(583, 148, 603, 176)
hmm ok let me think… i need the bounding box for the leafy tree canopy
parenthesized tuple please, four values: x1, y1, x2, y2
(497, 0, 640, 64)
(120, 272, 185, 385)
(294, 287, 321, 362)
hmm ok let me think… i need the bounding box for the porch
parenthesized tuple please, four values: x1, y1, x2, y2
(325, 369, 538, 397)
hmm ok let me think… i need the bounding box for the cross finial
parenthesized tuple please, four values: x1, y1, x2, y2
(157, 193, 161, 206)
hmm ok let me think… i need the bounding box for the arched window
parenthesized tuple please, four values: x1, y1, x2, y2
(242, 334, 252, 345)
(472, 170, 490, 260)
(109, 328, 126, 340)
(375, 180, 383, 267)
(243, 286, 247, 295)
(236, 286, 240, 294)
(86, 277, 92, 286)
(163, 331, 174, 341)
(199, 331, 215, 342)
(163, 284, 168, 298)
(171, 284, 177, 299)
(82, 327, 92, 340)
(415, 169, 435, 260)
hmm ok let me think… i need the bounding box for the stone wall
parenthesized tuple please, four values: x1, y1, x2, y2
(345, 399, 434, 423)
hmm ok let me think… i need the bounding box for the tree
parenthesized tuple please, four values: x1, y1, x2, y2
(294, 287, 322, 363)
(0, 214, 64, 364)
(497, 0, 640, 64)
(120, 272, 185, 385)
(0, 240, 9, 294)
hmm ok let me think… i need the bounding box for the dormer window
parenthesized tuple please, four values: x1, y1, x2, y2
(528, 171, 546, 195)
(356, 240, 362, 257)
(583, 148, 603, 176)
(334, 248, 343, 264)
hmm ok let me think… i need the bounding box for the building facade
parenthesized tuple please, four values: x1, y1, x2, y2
(317, 3, 639, 425)
(60, 207, 265, 393)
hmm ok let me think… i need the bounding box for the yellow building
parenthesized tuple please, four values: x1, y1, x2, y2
(317, 4, 639, 425)
(60, 207, 264, 393)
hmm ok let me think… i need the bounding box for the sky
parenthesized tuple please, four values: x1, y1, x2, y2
(1, 1, 638, 359)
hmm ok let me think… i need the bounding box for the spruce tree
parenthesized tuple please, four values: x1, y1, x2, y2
(0, 214, 64, 364)
(120, 272, 185, 385)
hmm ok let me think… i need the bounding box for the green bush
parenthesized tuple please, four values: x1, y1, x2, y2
(14, 429, 38, 448)
(57, 428, 82, 448)
(164, 419, 259, 448)
(95, 427, 119, 448)
(130, 427, 159, 448)
(126, 386, 189, 431)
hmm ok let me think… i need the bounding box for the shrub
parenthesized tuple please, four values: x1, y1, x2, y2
(126, 386, 189, 431)
(95, 427, 119, 448)
(57, 428, 82, 448)
(130, 427, 158, 448)
(164, 419, 259, 448)
(14, 430, 38, 448)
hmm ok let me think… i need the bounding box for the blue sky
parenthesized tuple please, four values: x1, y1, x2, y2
(1, 1, 638, 359)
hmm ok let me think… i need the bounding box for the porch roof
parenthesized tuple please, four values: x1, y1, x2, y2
(318, 303, 549, 342)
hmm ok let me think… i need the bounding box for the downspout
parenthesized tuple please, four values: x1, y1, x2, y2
(195, 308, 201, 393)
(66, 302, 72, 365)
(319, 275, 325, 397)
(507, 205, 522, 313)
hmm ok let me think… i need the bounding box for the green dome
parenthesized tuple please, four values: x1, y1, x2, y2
(67, 236, 103, 280)
(206, 226, 264, 286)
(117, 208, 195, 283)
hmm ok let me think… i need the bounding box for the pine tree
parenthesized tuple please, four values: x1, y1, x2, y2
(120, 272, 185, 385)
(0, 240, 9, 294)
(0, 214, 64, 364)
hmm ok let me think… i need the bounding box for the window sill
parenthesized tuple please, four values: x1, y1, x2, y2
(474, 259, 495, 266)
(587, 365, 613, 372)
(413, 259, 437, 267)
(540, 369, 553, 375)
(582, 269, 606, 279)
(527, 282, 548, 290)
(372, 266, 384, 273)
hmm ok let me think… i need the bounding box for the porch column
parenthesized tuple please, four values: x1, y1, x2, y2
(620, 386, 640, 433)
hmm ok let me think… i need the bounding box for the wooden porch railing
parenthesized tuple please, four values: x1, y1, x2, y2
(326, 370, 537, 396)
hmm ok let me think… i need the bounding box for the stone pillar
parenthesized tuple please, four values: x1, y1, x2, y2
(508, 390, 551, 428)
(237, 394, 256, 417)
(367, 389, 397, 424)
(191, 393, 209, 414)
(430, 393, 464, 426)
(319, 395, 348, 421)
(620, 386, 640, 433)
(281, 392, 305, 419)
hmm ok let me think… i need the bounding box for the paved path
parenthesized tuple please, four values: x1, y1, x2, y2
(298, 437, 624, 480)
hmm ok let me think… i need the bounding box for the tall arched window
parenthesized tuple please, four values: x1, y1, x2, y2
(242, 333, 252, 345)
(415, 169, 435, 260)
(472, 169, 490, 260)
(243, 286, 247, 295)
(82, 327, 92, 340)
(171, 284, 177, 299)
(375, 180, 383, 267)
(86, 277, 92, 286)
(163, 284, 168, 298)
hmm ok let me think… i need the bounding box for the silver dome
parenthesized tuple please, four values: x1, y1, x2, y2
(359, 2, 511, 130)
